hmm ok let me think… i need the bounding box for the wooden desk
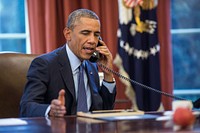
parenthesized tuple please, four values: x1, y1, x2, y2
(0, 113, 200, 133)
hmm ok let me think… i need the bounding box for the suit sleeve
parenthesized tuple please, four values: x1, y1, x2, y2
(100, 83, 116, 110)
(20, 57, 50, 117)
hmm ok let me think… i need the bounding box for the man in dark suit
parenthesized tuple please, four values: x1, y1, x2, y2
(20, 9, 116, 117)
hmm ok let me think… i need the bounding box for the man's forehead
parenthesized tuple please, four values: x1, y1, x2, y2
(75, 17, 100, 25)
(73, 17, 100, 31)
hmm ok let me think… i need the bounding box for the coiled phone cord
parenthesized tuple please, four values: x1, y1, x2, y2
(98, 62, 188, 101)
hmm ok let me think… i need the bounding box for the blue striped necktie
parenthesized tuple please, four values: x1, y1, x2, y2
(77, 63, 88, 112)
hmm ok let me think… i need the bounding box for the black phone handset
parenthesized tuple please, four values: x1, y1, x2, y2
(89, 37, 103, 63)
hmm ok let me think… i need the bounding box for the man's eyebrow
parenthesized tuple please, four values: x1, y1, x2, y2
(95, 31, 101, 34)
(80, 30, 91, 32)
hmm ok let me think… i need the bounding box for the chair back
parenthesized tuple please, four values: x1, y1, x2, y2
(0, 53, 37, 118)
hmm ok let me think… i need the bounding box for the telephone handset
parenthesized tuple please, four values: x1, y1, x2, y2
(89, 37, 103, 63)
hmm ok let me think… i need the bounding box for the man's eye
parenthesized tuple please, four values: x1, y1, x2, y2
(82, 32, 89, 35)
(94, 34, 100, 37)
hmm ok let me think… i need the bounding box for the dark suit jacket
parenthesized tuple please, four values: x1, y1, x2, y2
(20, 45, 116, 117)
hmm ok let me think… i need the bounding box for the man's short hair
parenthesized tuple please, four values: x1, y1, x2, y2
(67, 9, 100, 30)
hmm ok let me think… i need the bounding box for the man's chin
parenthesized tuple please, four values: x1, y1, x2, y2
(82, 55, 92, 61)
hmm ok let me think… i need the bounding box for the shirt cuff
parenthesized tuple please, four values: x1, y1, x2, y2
(45, 105, 51, 117)
(102, 80, 116, 93)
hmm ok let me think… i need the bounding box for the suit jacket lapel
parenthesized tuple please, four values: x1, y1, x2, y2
(57, 45, 76, 98)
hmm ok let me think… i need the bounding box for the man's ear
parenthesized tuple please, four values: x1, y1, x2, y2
(63, 27, 71, 41)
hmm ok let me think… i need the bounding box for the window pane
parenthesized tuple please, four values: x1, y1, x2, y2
(0, 0, 25, 33)
(172, 33, 200, 89)
(171, 0, 200, 29)
(0, 39, 26, 53)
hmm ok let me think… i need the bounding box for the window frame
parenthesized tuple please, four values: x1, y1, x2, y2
(171, 28, 200, 98)
(0, 0, 30, 53)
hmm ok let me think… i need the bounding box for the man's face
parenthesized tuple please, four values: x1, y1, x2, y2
(66, 17, 101, 61)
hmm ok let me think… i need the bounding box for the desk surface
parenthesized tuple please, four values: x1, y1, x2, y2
(0, 112, 200, 133)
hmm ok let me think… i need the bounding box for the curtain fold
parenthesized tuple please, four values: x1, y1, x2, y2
(27, 0, 173, 110)
(27, 0, 66, 53)
(27, 0, 118, 55)
(157, 0, 173, 110)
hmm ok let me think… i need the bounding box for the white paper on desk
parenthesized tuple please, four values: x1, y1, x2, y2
(0, 118, 27, 126)
(95, 114, 159, 121)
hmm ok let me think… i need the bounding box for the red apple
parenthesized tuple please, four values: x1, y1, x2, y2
(173, 107, 195, 127)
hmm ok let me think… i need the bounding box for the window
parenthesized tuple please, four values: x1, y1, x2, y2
(0, 0, 30, 53)
(171, 0, 200, 101)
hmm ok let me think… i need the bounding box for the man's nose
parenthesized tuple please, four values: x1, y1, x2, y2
(88, 35, 96, 44)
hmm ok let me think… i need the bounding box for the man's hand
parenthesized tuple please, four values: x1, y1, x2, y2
(49, 89, 66, 117)
(96, 40, 114, 82)
(58, 89, 65, 106)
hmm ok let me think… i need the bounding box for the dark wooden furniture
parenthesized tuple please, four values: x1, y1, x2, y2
(0, 112, 199, 133)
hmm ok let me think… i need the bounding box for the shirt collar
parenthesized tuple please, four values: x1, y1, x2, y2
(66, 44, 81, 73)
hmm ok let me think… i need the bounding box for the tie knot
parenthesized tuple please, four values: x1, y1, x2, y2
(79, 62, 85, 72)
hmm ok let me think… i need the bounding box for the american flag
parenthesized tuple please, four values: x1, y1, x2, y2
(114, 0, 161, 111)
(123, 0, 143, 8)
